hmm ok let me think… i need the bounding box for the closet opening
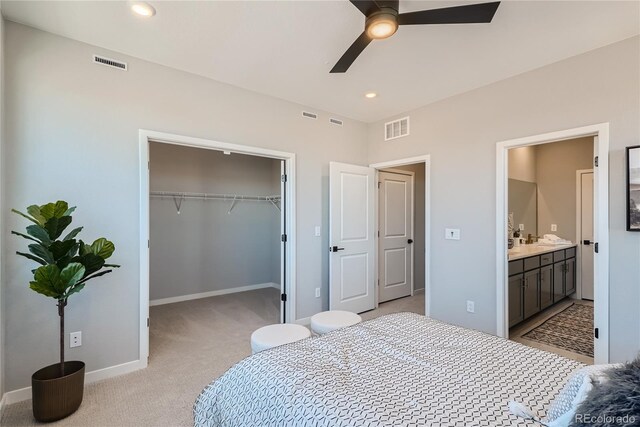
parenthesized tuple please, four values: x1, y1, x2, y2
(139, 130, 296, 365)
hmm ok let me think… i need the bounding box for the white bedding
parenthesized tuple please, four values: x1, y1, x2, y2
(194, 312, 583, 426)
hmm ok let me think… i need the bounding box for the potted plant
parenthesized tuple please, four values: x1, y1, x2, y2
(11, 201, 119, 422)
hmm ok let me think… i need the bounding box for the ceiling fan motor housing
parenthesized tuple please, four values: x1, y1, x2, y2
(365, 8, 399, 39)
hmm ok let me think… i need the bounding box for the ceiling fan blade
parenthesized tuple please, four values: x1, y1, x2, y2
(398, 1, 500, 25)
(330, 32, 373, 73)
(349, 0, 380, 16)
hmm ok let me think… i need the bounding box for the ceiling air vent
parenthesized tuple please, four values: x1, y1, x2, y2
(385, 117, 410, 141)
(93, 55, 128, 71)
(329, 118, 343, 126)
(302, 111, 318, 120)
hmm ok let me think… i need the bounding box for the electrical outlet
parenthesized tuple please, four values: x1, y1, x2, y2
(70, 331, 82, 348)
(551, 224, 558, 232)
(315, 288, 321, 298)
(314, 226, 321, 237)
(445, 228, 461, 240)
(519, 224, 525, 231)
(466, 301, 475, 313)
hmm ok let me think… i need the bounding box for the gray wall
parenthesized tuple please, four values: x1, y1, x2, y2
(388, 164, 426, 292)
(536, 137, 594, 242)
(367, 36, 640, 363)
(508, 146, 537, 183)
(2, 22, 368, 392)
(149, 143, 280, 301)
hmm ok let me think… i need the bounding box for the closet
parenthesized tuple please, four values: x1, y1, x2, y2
(148, 142, 282, 323)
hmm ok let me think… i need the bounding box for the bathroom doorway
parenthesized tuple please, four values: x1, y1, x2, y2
(496, 124, 610, 365)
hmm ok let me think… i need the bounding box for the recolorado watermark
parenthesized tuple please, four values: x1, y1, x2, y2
(575, 413, 637, 425)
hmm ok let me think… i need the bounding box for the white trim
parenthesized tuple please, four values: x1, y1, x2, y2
(139, 129, 297, 365)
(2, 359, 146, 405)
(496, 123, 609, 364)
(149, 283, 280, 307)
(575, 169, 594, 301)
(370, 155, 431, 317)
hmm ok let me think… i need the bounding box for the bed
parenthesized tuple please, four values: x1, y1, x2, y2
(194, 312, 583, 426)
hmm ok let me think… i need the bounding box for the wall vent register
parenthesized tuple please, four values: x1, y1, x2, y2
(302, 111, 318, 119)
(385, 117, 409, 141)
(93, 55, 128, 71)
(329, 118, 343, 126)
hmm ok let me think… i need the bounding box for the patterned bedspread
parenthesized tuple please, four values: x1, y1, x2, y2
(194, 312, 583, 426)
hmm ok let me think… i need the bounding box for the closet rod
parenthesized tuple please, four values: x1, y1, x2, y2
(150, 191, 281, 202)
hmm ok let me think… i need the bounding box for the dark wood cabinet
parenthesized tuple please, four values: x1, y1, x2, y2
(508, 247, 576, 328)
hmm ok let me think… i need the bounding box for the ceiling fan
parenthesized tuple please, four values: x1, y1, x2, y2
(331, 1, 501, 73)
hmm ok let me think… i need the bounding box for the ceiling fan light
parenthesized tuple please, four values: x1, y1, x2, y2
(131, 2, 156, 17)
(365, 12, 398, 39)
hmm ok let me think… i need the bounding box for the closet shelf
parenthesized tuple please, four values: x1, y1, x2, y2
(150, 191, 281, 214)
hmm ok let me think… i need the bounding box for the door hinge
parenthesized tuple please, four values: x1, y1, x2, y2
(281, 234, 287, 242)
(148, 239, 150, 248)
(148, 161, 150, 170)
(281, 174, 287, 182)
(147, 317, 150, 327)
(281, 293, 287, 302)
(377, 230, 380, 237)
(594, 327, 599, 339)
(594, 156, 599, 167)
(594, 242, 599, 253)
(378, 182, 381, 189)
(377, 279, 380, 287)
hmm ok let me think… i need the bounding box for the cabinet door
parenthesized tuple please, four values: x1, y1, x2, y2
(553, 261, 565, 303)
(508, 274, 524, 327)
(539, 264, 553, 310)
(565, 257, 576, 295)
(523, 269, 540, 319)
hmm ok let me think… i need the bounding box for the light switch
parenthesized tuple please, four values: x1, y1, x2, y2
(445, 228, 461, 240)
(519, 224, 525, 231)
(551, 224, 557, 232)
(314, 226, 321, 237)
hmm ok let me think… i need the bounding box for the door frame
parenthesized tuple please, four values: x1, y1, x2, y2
(575, 168, 594, 301)
(138, 129, 297, 364)
(377, 169, 415, 300)
(370, 155, 431, 316)
(496, 123, 609, 363)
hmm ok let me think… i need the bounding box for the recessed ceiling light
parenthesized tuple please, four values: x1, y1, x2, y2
(131, 2, 156, 17)
(365, 92, 377, 99)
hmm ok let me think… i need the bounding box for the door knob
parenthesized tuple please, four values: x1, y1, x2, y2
(583, 239, 592, 245)
(408, 239, 414, 244)
(331, 246, 345, 252)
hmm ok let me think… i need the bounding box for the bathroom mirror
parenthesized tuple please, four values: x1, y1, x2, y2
(508, 179, 537, 237)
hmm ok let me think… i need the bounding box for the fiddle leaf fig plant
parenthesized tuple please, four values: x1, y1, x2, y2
(12, 201, 119, 375)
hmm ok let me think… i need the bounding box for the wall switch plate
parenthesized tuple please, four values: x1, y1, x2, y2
(70, 331, 82, 348)
(315, 288, 321, 298)
(314, 226, 321, 237)
(445, 228, 461, 240)
(519, 224, 525, 231)
(551, 224, 558, 232)
(466, 301, 475, 313)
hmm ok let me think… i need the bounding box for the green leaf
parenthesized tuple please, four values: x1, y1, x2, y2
(26, 225, 52, 245)
(80, 253, 105, 276)
(44, 216, 72, 240)
(49, 240, 78, 261)
(60, 263, 85, 288)
(56, 255, 73, 271)
(39, 201, 69, 220)
(26, 205, 47, 225)
(28, 244, 55, 264)
(63, 227, 83, 241)
(77, 269, 113, 285)
(29, 281, 60, 298)
(11, 231, 40, 243)
(90, 238, 115, 260)
(103, 264, 121, 268)
(78, 241, 91, 256)
(16, 251, 48, 265)
(65, 283, 85, 297)
(33, 264, 64, 295)
(63, 206, 76, 216)
(12, 209, 40, 225)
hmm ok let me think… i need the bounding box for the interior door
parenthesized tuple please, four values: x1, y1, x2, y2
(280, 160, 286, 323)
(329, 162, 376, 313)
(580, 171, 595, 300)
(378, 171, 413, 303)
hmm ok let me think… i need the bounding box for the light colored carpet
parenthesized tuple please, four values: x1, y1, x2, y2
(1, 289, 424, 426)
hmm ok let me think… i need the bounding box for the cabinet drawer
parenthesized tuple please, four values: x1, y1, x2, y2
(508, 260, 523, 276)
(540, 253, 553, 266)
(566, 247, 576, 258)
(553, 250, 566, 262)
(523, 256, 540, 271)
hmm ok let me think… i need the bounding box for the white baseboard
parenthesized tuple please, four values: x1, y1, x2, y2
(150, 282, 279, 306)
(2, 359, 146, 405)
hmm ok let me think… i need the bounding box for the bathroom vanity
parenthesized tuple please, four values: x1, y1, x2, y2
(507, 244, 577, 328)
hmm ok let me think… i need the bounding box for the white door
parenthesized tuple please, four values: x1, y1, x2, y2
(378, 172, 413, 303)
(580, 171, 595, 300)
(329, 162, 376, 313)
(280, 160, 286, 322)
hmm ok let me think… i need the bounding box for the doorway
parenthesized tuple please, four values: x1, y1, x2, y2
(496, 123, 609, 364)
(327, 155, 431, 316)
(139, 130, 296, 365)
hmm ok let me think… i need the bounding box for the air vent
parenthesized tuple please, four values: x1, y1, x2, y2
(385, 116, 410, 141)
(302, 111, 318, 120)
(329, 118, 343, 126)
(93, 55, 128, 71)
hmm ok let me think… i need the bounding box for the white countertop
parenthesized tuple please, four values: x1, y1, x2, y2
(508, 243, 577, 261)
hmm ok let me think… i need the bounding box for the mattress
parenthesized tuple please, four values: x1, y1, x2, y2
(194, 312, 583, 426)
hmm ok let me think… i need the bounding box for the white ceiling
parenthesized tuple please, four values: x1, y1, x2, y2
(2, 1, 639, 122)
